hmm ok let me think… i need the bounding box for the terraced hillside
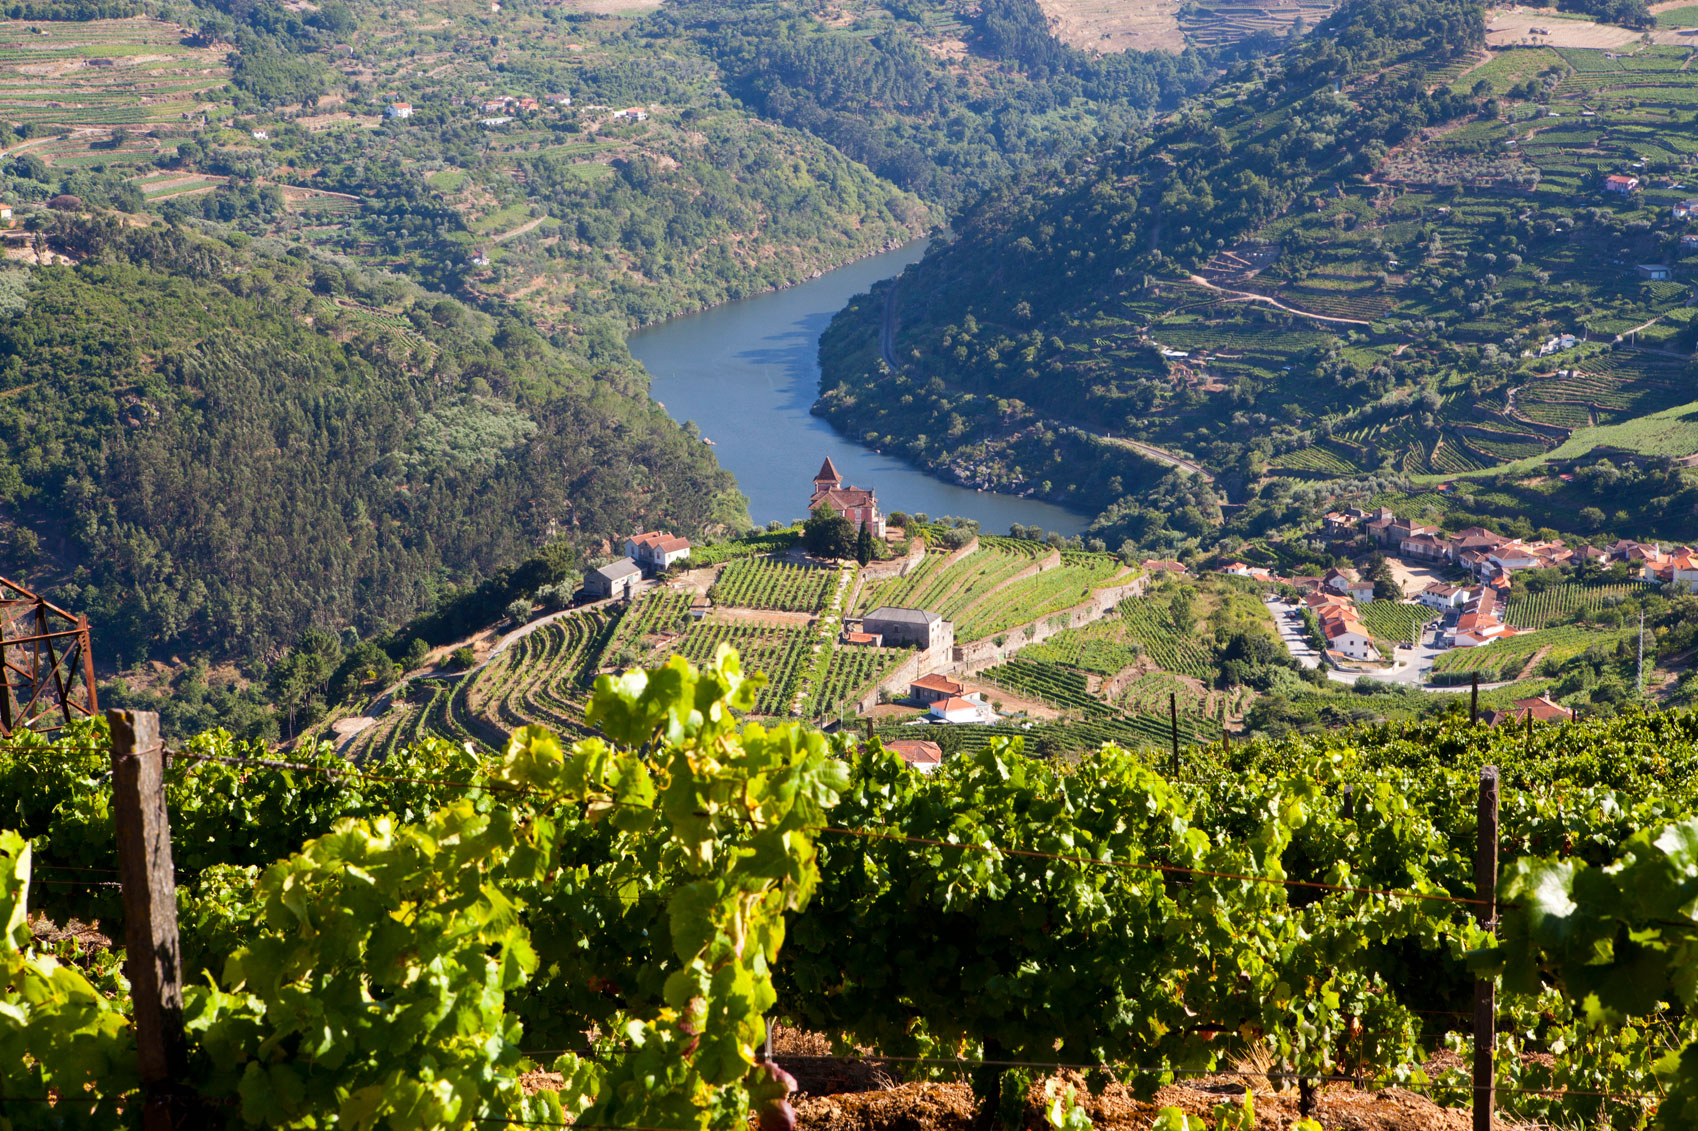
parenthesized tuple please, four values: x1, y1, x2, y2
(817, 0, 1698, 543)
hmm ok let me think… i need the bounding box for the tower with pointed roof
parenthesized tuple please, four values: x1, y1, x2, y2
(807, 456, 882, 537)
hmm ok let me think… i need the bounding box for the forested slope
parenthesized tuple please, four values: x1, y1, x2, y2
(0, 219, 738, 663)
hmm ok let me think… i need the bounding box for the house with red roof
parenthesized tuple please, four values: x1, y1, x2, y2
(625, 531, 691, 574)
(885, 740, 943, 772)
(810, 457, 884, 536)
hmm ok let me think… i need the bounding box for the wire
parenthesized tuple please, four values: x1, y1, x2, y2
(813, 824, 1500, 909)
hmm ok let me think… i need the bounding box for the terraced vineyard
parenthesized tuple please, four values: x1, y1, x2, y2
(805, 642, 909, 720)
(953, 554, 1129, 641)
(669, 619, 813, 715)
(604, 588, 694, 657)
(1430, 625, 1631, 684)
(0, 17, 231, 166)
(1504, 582, 1650, 629)
(710, 557, 836, 613)
(871, 707, 1218, 758)
(854, 542, 1047, 621)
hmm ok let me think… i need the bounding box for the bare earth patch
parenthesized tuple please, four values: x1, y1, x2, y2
(1486, 5, 1695, 46)
(1036, 0, 1187, 53)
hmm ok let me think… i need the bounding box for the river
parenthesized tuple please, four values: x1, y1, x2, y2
(628, 243, 1089, 536)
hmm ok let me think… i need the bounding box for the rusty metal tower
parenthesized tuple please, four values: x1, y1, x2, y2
(0, 575, 96, 736)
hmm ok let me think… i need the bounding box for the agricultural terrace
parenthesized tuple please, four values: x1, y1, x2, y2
(872, 704, 1218, 758)
(1430, 624, 1633, 684)
(980, 655, 1236, 734)
(603, 587, 693, 657)
(710, 557, 836, 613)
(1021, 595, 1216, 679)
(803, 640, 910, 721)
(1505, 580, 1652, 628)
(668, 618, 813, 716)
(0, 19, 230, 171)
(851, 538, 1068, 627)
(952, 552, 1131, 641)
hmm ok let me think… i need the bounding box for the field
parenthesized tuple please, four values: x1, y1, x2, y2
(952, 552, 1129, 641)
(670, 618, 813, 715)
(1430, 625, 1632, 683)
(1358, 601, 1429, 650)
(1035, 0, 1187, 53)
(710, 558, 836, 614)
(853, 541, 1046, 620)
(0, 18, 230, 169)
(1504, 581, 1651, 629)
(1021, 597, 1216, 679)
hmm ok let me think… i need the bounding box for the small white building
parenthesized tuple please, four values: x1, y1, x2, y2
(1417, 582, 1469, 611)
(385, 102, 413, 120)
(625, 531, 691, 573)
(929, 694, 995, 725)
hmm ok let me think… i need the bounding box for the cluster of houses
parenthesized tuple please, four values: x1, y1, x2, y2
(583, 530, 693, 600)
(1302, 585, 1380, 663)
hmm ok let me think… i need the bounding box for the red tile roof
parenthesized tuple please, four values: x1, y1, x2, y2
(911, 674, 964, 695)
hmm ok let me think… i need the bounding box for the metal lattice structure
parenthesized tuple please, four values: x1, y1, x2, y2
(0, 576, 96, 736)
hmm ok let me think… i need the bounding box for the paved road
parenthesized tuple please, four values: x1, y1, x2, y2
(1265, 597, 1473, 690)
(1265, 597, 1321, 669)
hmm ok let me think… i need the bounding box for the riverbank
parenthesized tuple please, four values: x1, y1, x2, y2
(629, 242, 1091, 535)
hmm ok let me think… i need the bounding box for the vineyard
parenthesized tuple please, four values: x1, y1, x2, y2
(710, 557, 837, 613)
(1357, 600, 1428, 649)
(1504, 581, 1650, 629)
(17, 654, 1698, 1128)
(853, 542, 1047, 621)
(804, 640, 910, 720)
(952, 553, 1129, 641)
(976, 657, 1221, 750)
(1020, 597, 1216, 679)
(669, 618, 813, 714)
(1430, 625, 1632, 684)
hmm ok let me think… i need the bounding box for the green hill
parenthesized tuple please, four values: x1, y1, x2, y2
(817, 0, 1698, 546)
(0, 219, 737, 664)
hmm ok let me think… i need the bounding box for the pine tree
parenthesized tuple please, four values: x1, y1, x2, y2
(856, 522, 873, 566)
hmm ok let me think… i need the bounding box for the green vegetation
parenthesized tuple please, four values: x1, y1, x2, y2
(25, 653, 1698, 1127)
(816, 0, 1698, 553)
(1358, 600, 1428, 650)
(709, 558, 837, 614)
(1431, 624, 1631, 684)
(0, 219, 734, 671)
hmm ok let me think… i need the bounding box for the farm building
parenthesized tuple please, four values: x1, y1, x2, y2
(1484, 696, 1573, 726)
(625, 531, 690, 574)
(865, 606, 952, 651)
(1637, 264, 1672, 281)
(929, 695, 995, 725)
(1675, 199, 1698, 220)
(885, 740, 943, 772)
(1683, 234, 1698, 252)
(584, 558, 641, 601)
(909, 673, 964, 704)
(1604, 175, 1640, 194)
(385, 102, 413, 119)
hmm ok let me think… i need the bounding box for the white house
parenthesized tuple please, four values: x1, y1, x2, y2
(1322, 618, 1379, 661)
(585, 558, 641, 601)
(1417, 582, 1469, 610)
(625, 531, 691, 573)
(929, 694, 995, 725)
(385, 102, 413, 120)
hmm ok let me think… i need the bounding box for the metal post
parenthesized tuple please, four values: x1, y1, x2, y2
(1471, 671, 1479, 726)
(1473, 766, 1500, 1131)
(109, 709, 188, 1131)
(1169, 692, 1179, 777)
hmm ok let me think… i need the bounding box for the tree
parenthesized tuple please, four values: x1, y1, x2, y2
(803, 505, 855, 560)
(855, 522, 873, 566)
(505, 597, 533, 625)
(1170, 589, 1195, 635)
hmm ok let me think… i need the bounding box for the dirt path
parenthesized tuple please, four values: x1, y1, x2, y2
(494, 215, 546, 243)
(1516, 642, 1554, 681)
(1184, 273, 1374, 327)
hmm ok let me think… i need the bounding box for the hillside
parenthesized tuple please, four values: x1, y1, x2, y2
(0, 218, 737, 665)
(816, 0, 1698, 546)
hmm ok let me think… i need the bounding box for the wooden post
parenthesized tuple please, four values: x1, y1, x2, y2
(1473, 765, 1500, 1131)
(1341, 783, 1355, 822)
(109, 709, 188, 1131)
(1169, 692, 1180, 778)
(1471, 672, 1479, 726)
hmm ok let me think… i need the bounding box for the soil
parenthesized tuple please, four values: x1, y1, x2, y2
(1035, 0, 1187, 53)
(793, 1075, 1477, 1131)
(1486, 5, 1695, 46)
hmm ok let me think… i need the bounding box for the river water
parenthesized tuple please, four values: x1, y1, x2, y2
(628, 243, 1089, 535)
